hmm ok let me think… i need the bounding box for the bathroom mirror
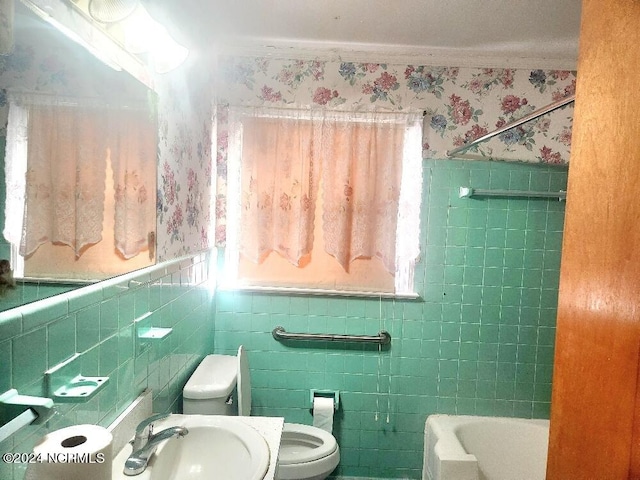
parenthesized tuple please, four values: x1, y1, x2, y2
(0, 1, 158, 312)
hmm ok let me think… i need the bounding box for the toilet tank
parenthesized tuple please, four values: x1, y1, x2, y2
(183, 354, 238, 415)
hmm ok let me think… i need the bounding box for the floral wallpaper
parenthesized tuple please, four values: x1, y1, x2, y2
(155, 68, 214, 260)
(0, 0, 12, 55)
(213, 56, 576, 246)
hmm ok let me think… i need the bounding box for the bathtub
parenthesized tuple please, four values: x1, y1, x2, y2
(422, 414, 550, 480)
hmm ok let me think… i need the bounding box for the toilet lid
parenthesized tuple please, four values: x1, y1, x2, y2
(237, 345, 251, 416)
(277, 423, 338, 465)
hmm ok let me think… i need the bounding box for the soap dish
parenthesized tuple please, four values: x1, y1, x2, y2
(45, 354, 109, 403)
(137, 327, 172, 340)
(50, 375, 109, 403)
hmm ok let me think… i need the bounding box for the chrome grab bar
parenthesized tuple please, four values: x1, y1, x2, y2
(272, 326, 391, 345)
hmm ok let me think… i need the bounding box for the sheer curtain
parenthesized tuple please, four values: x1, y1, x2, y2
(109, 108, 157, 259)
(4, 103, 28, 272)
(20, 104, 108, 257)
(236, 113, 321, 266)
(4, 96, 155, 264)
(226, 107, 422, 280)
(320, 113, 409, 273)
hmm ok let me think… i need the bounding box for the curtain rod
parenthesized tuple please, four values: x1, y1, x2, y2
(7, 90, 149, 110)
(223, 103, 424, 117)
(446, 94, 575, 157)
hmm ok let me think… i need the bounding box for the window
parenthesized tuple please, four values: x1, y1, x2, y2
(222, 107, 422, 297)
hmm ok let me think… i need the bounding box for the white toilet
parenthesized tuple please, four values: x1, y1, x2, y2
(183, 346, 340, 480)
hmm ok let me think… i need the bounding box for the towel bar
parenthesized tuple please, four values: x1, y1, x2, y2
(0, 389, 54, 443)
(459, 186, 567, 200)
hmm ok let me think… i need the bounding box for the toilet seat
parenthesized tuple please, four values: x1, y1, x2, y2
(236, 345, 339, 480)
(278, 423, 339, 465)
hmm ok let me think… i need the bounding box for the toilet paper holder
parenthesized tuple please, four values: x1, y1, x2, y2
(310, 389, 340, 411)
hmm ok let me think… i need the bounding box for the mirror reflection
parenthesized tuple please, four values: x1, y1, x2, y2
(0, 1, 157, 312)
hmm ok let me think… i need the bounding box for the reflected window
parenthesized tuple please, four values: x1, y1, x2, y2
(4, 96, 156, 281)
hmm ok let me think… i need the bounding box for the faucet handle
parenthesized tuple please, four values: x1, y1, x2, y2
(131, 413, 170, 450)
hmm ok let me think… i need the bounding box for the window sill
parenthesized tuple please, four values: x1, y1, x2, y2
(216, 283, 421, 300)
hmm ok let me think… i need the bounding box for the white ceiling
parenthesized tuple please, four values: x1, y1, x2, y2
(147, 0, 582, 69)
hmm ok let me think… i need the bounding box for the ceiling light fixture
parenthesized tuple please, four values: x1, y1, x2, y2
(150, 34, 189, 74)
(120, 4, 161, 54)
(88, 0, 138, 23)
(118, 3, 189, 73)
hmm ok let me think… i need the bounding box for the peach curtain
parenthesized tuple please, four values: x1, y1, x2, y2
(21, 105, 107, 257)
(239, 115, 321, 266)
(319, 117, 405, 273)
(109, 109, 157, 259)
(7, 100, 155, 261)
(231, 108, 422, 276)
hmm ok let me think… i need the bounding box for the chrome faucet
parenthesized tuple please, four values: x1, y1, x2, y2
(123, 413, 189, 476)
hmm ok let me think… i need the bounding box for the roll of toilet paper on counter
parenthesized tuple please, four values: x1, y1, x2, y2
(24, 424, 113, 480)
(312, 396, 335, 433)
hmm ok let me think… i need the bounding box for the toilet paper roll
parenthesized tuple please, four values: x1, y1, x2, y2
(24, 424, 113, 480)
(312, 397, 335, 434)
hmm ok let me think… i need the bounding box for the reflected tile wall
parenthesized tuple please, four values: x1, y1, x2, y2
(0, 252, 215, 480)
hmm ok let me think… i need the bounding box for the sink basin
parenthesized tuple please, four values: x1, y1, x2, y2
(112, 414, 270, 480)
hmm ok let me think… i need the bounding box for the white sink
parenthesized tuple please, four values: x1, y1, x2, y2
(112, 414, 270, 480)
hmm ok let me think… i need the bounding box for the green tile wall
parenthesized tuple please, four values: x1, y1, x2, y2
(214, 159, 567, 479)
(0, 252, 215, 480)
(0, 283, 80, 312)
